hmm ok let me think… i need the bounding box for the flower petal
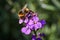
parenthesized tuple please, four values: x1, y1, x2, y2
(34, 22, 42, 30)
(40, 20, 46, 25)
(28, 19, 33, 25)
(19, 19, 23, 24)
(24, 18, 28, 23)
(34, 24, 39, 30)
(21, 27, 27, 33)
(37, 22, 42, 28)
(25, 29, 31, 35)
(32, 16, 39, 22)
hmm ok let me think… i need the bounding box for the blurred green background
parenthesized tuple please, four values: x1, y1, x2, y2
(0, 0, 60, 40)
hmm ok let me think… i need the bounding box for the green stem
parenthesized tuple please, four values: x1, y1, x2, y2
(34, 30, 37, 37)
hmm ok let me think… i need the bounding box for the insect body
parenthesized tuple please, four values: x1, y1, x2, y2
(18, 4, 29, 19)
(18, 4, 37, 19)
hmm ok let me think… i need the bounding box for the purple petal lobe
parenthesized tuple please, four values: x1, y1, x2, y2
(26, 24, 34, 30)
(34, 24, 39, 30)
(29, 25, 34, 30)
(37, 22, 42, 28)
(21, 27, 27, 33)
(32, 16, 39, 22)
(40, 20, 46, 25)
(21, 27, 31, 35)
(25, 29, 31, 35)
(19, 19, 23, 24)
(34, 22, 42, 30)
(28, 19, 33, 25)
(24, 18, 28, 23)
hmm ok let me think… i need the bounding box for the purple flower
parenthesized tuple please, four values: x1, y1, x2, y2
(21, 27, 31, 35)
(32, 34, 42, 40)
(40, 20, 46, 27)
(19, 18, 28, 24)
(20, 16, 41, 35)
(27, 16, 42, 30)
(19, 11, 46, 36)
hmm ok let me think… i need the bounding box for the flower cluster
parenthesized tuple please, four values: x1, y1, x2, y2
(32, 33, 45, 40)
(19, 9, 46, 40)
